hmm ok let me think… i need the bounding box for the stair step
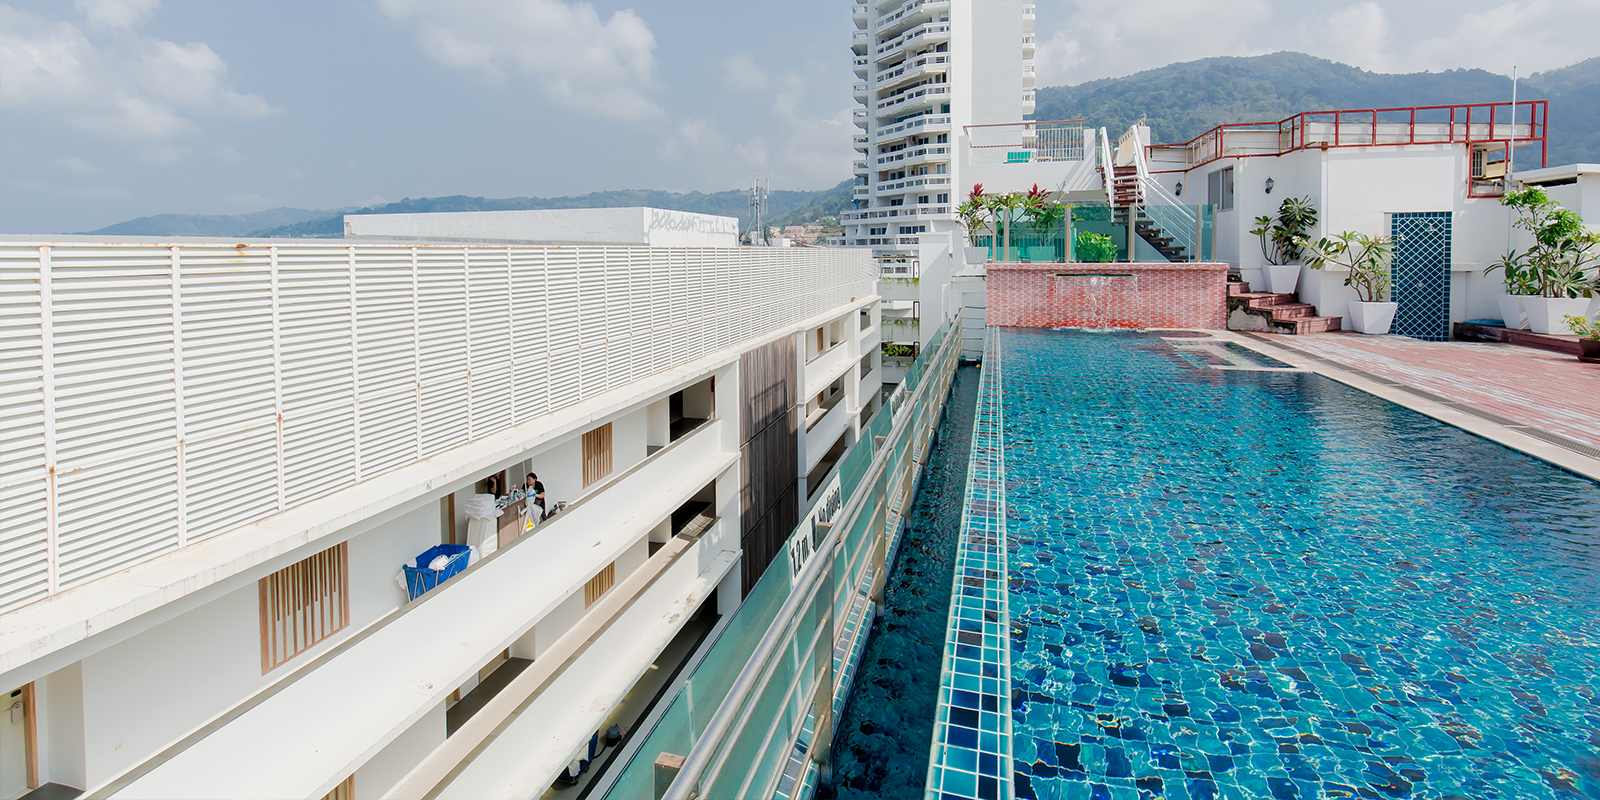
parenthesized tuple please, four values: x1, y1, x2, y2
(1268, 304, 1318, 320)
(1238, 292, 1299, 307)
(1279, 316, 1343, 335)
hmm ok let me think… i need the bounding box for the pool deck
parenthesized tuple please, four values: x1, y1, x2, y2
(1215, 330, 1600, 481)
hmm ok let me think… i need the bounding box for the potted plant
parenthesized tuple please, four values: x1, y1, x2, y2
(1564, 314, 1600, 360)
(1249, 197, 1318, 294)
(1494, 187, 1600, 335)
(1303, 231, 1396, 334)
(1486, 251, 1537, 329)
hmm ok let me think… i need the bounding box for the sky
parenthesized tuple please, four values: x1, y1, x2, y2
(0, 0, 1595, 234)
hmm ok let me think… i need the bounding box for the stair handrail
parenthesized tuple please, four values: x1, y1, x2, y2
(1125, 124, 1200, 261)
(1098, 127, 1116, 208)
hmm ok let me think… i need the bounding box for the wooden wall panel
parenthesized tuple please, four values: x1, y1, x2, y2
(737, 335, 800, 593)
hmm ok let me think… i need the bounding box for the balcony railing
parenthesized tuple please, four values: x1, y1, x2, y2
(965, 119, 1089, 164)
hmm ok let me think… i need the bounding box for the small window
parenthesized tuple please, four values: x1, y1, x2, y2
(1208, 167, 1235, 211)
(582, 423, 614, 488)
(260, 543, 349, 674)
(584, 562, 617, 608)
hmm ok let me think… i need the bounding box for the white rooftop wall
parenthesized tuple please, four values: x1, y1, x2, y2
(344, 208, 740, 248)
(0, 241, 871, 615)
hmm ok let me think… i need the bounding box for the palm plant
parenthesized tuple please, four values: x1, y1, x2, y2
(1497, 187, 1600, 299)
(1302, 231, 1394, 303)
(1249, 197, 1319, 265)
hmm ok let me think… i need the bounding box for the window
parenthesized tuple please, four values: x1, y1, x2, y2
(584, 562, 616, 608)
(582, 423, 614, 487)
(260, 543, 349, 674)
(1208, 167, 1235, 211)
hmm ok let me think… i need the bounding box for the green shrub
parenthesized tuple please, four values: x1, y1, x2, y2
(1075, 232, 1118, 263)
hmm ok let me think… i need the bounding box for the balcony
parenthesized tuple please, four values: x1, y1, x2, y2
(854, 82, 869, 101)
(1022, 3, 1035, 31)
(853, 56, 870, 77)
(853, 2, 868, 26)
(875, 143, 952, 167)
(853, 185, 872, 198)
(108, 420, 737, 799)
(873, 20, 951, 61)
(874, 0, 952, 40)
(1023, 64, 1036, 88)
(874, 175, 952, 195)
(853, 109, 870, 129)
(852, 31, 870, 55)
(875, 52, 950, 92)
(875, 84, 949, 117)
(805, 396, 853, 475)
(876, 113, 951, 139)
(854, 135, 870, 152)
(1022, 33, 1035, 58)
(805, 339, 856, 401)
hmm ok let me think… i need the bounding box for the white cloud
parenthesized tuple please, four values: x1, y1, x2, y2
(1034, 0, 1273, 86)
(57, 156, 100, 175)
(1303, 2, 1390, 73)
(0, 3, 271, 155)
(1034, 0, 1599, 86)
(723, 54, 769, 91)
(376, 0, 661, 120)
(74, 0, 159, 30)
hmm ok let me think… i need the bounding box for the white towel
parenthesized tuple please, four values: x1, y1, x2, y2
(427, 554, 453, 571)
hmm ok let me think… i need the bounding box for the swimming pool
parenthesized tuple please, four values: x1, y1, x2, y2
(964, 329, 1600, 800)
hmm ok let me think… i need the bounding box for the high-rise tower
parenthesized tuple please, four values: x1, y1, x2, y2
(844, 0, 1036, 257)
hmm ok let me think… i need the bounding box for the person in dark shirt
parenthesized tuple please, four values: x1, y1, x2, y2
(525, 474, 547, 520)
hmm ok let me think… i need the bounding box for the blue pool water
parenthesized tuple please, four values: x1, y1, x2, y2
(995, 329, 1600, 800)
(821, 365, 982, 800)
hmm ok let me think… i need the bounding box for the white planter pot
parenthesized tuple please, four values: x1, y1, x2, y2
(1264, 264, 1301, 295)
(1239, 268, 1265, 292)
(1347, 301, 1398, 335)
(962, 246, 990, 267)
(1522, 297, 1591, 335)
(1497, 294, 1531, 330)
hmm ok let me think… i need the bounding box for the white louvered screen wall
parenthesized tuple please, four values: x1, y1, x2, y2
(0, 242, 872, 613)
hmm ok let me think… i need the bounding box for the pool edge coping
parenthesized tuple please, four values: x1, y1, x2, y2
(1211, 330, 1600, 483)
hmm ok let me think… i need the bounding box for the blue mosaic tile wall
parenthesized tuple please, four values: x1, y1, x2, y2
(1390, 212, 1453, 342)
(926, 330, 1014, 800)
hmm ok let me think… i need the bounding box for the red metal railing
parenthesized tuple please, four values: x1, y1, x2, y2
(1148, 101, 1548, 197)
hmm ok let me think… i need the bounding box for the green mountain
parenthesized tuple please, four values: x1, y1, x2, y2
(84, 207, 347, 237)
(1031, 52, 1600, 166)
(253, 182, 854, 238)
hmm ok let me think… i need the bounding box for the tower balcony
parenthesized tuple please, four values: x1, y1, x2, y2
(1022, 4, 1035, 31)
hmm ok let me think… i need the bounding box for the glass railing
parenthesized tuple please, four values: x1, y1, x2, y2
(979, 203, 1216, 263)
(601, 320, 960, 800)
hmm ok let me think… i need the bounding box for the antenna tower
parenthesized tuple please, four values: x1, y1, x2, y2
(750, 177, 770, 246)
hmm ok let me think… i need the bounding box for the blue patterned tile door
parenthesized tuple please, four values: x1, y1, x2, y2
(1389, 212, 1452, 342)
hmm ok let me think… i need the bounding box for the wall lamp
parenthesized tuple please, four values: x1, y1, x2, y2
(1265, 178, 1276, 195)
(1174, 182, 1184, 197)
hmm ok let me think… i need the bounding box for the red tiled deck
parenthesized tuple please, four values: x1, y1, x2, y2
(1259, 332, 1600, 450)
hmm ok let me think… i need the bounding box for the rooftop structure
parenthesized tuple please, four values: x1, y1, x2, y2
(0, 225, 892, 799)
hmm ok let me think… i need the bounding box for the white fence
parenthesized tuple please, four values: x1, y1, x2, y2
(0, 242, 872, 613)
(967, 122, 1090, 165)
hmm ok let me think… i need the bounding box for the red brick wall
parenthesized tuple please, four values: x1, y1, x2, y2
(986, 263, 1229, 330)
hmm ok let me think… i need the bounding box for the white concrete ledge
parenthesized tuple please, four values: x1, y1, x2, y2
(101, 424, 736, 800)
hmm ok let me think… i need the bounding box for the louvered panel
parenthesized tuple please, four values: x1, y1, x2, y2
(418, 248, 468, 455)
(354, 248, 417, 472)
(576, 249, 608, 399)
(510, 248, 548, 422)
(56, 448, 179, 590)
(49, 248, 176, 469)
(355, 388, 415, 478)
(354, 248, 416, 397)
(283, 405, 357, 507)
(646, 250, 673, 376)
(278, 248, 356, 506)
(184, 427, 279, 543)
(178, 247, 277, 542)
(468, 249, 512, 436)
(708, 250, 733, 351)
(0, 248, 48, 612)
(545, 250, 580, 410)
(626, 249, 653, 382)
(604, 248, 633, 391)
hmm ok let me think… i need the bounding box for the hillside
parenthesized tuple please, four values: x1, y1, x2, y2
(84, 207, 346, 237)
(253, 182, 854, 238)
(1032, 52, 1600, 165)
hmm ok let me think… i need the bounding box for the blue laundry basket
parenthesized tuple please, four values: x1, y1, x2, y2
(404, 544, 472, 601)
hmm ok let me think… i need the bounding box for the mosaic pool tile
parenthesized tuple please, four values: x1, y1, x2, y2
(996, 328, 1600, 800)
(926, 329, 1015, 800)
